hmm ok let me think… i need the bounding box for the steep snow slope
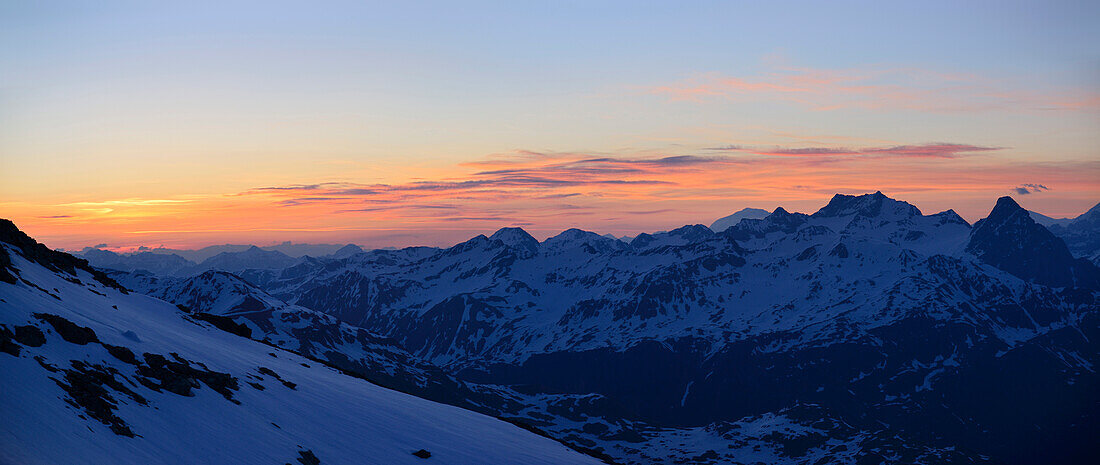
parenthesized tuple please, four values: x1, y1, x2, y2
(0, 222, 601, 465)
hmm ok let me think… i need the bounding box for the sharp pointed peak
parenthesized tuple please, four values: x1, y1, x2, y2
(931, 209, 970, 227)
(994, 196, 1022, 210)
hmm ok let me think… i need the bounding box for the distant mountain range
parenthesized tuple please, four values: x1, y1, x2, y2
(9, 192, 1100, 464)
(78, 241, 361, 263)
(76, 201, 1100, 276)
(77, 243, 367, 277)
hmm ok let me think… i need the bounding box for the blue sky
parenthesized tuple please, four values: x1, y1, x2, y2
(1, 1, 1098, 249)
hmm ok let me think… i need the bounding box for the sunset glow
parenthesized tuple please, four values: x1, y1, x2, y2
(2, 1, 1097, 250)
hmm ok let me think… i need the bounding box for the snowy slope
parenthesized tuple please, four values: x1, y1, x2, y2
(0, 223, 602, 465)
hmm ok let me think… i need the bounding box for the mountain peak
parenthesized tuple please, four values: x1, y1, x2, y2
(489, 227, 539, 254)
(546, 228, 593, 242)
(669, 224, 714, 238)
(331, 243, 364, 259)
(544, 228, 624, 254)
(1075, 201, 1100, 224)
(994, 195, 1021, 211)
(967, 196, 1098, 288)
(813, 192, 920, 219)
(709, 207, 770, 232)
(972, 196, 1029, 231)
(931, 209, 970, 227)
(491, 227, 536, 243)
(631, 224, 716, 250)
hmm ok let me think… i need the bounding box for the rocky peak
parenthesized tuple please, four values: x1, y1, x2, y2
(929, 209, 970, 227)
(967, 196, 1098, 288)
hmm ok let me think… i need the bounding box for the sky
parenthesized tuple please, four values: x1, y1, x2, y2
(2, 1, 1098, 251)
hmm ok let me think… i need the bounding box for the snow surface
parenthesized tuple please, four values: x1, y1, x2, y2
(0, 248, 601, 465)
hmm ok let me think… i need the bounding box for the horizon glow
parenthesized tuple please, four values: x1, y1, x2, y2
(2, 1, 1098, 250)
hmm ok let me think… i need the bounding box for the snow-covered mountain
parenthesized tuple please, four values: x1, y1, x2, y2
(8, 191, 1099, 464)
(105, 231, 983, 465)
(1029, 210, 1074, 228)
(238, 192, 1099, 464)
(0, 220, 602, 465)
(709, 207, 771, 232)
(1046, 201, 1100, 266)
(329, 243, 364, 259)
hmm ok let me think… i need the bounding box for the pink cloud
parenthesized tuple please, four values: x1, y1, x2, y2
(709, 143, 1002, 159)
(21, 146, 1097, 250)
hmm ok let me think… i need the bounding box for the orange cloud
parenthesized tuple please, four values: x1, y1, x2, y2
(7, 145, 1099, 251)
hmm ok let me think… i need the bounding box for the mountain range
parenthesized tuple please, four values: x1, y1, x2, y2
(5, 192, 1100, 464)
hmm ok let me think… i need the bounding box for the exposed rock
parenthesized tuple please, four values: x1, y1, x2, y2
(34, 313, 99, 345)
